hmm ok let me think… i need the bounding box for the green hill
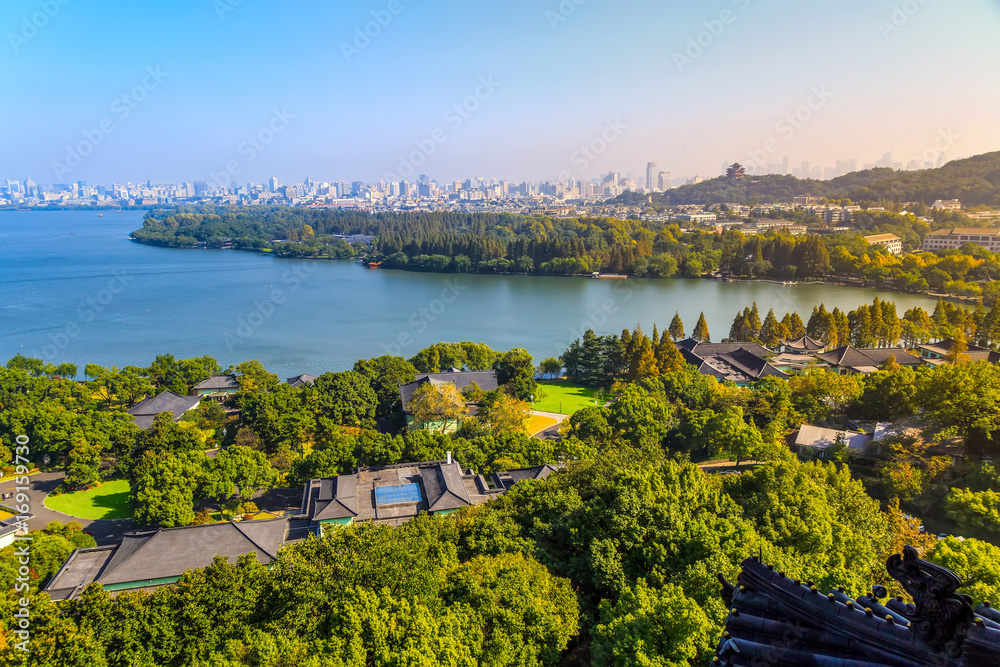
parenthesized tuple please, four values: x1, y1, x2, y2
(612, 151, 1000, 207)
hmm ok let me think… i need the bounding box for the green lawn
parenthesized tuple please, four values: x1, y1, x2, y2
(532, 380, 603, 415)
(45, 479, 131, 520)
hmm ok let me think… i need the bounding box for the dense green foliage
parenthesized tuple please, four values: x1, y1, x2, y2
(9, 324, 1000, 663)
(129, 195, 1000, 301)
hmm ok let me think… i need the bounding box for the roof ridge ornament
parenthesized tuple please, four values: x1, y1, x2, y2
(887, 545, 975, 657)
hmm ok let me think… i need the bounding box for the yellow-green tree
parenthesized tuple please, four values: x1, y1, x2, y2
(408, 382, 467, 432)
(692, 312, 710, 343)
(478, 394, 531, 435)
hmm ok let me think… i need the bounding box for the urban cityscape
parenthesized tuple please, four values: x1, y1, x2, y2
(0, 148, 959, 211)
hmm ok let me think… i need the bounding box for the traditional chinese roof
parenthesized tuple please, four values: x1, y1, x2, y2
(192, 375, 239, 391)
(815, 346, 921, 370)
(399, 370, 498, 413)
(782, 335, 826, 352)
(127, 391, 201, 429)
(286, 373, 317, 388)
(715, 548, 1000, 665)
(44, 518, 289, 601)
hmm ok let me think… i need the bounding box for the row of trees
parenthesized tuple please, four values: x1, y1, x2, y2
(130, 206, 1000, 302)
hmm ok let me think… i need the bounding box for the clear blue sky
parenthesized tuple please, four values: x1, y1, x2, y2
(2, 0, 998, 185)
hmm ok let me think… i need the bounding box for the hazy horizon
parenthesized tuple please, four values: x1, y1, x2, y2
(3, 0, 999, 185)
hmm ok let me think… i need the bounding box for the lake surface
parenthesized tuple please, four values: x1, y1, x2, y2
(0, 210, 943, 379)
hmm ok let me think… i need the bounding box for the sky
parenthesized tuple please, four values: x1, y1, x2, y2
(2, 0, 999, 186)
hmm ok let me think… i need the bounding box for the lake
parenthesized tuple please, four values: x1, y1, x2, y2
(0, 210, 943, 379)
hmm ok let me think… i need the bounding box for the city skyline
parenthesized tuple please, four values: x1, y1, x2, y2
(1, 143, 977, 196)
(2, 1, 999, 185)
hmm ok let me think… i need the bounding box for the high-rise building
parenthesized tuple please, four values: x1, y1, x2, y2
(645, 162, 658, 191)
(658, 171, 671, 190)
(267, 176, 279, 192)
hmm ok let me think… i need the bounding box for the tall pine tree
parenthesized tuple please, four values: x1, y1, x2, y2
(668, 312, 685, 341)
(692, 312, 711, 343)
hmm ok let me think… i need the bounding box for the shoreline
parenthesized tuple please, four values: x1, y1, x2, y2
(128, 237, 974, 304)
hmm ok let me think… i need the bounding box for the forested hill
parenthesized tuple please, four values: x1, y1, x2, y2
(612, 151, 1000, 206)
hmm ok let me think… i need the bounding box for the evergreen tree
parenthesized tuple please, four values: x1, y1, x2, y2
(882, 300, 902, 347)
(849, 305, 875, 348)
(783, 312, 806, 339)
(668, 312, 685, 341)
(759, 309, 783, 349)
(870, 298, 888, 347)
(729, 312, 751, 342)
(657, 330, 685, 373)
(832, 308, 849, 348)
(748, 302, 762, 337)
(628, 330, 659, 382)
(806, 305, 823, 340)
(580, 330, 606, 388)
(692, 312, 711, 343)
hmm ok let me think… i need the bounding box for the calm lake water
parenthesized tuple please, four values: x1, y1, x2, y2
(0, 210, 942, 379)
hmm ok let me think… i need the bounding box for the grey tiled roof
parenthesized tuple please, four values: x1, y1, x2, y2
(193, 375, 239, 391)
(286, 374, 317, 388)
(127, 391, 201, 428)
(98, 518, 288, 586)
(677, 339, 774, 357)
(816, 346, 921, 369)
(421, 463, 473, 512)
(302, 459, 560, 526)
(681, 347, 789, 384)
(44, 518, 289, 600)
(399, 370, 499, 412)
(715, 554, 1000, 665)
(782, 335, 826, 351)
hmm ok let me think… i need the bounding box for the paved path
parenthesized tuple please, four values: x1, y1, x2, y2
(697, 460, 762, 473)
(0, 471, 135, 546)
(530, 410, 569, 440)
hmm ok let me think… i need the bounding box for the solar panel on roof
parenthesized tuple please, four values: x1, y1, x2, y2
(375, 483, 422, 506)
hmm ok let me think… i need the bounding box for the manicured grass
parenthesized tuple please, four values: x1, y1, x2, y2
(44, 480, 131, 520)
(526, 415, 558, 436)
(532, 380, 604, 415)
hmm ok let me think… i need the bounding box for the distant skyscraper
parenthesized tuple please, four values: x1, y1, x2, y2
(268, 176, 279, 192)
(658, 171, 671, 190)
(645, 162, 658, 191)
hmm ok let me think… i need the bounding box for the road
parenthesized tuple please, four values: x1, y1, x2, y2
(529, 410, 569, 439)
(0, 471, 135, 546)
